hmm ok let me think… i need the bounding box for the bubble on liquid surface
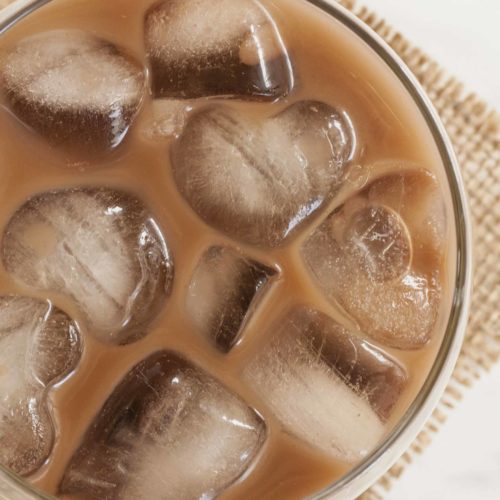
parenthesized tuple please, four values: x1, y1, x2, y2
(244, 307, 407, 463)
(1, 188, 173, 344)
(59, 352, 266, 500)
(0, 30, 145, 154)
(144, 0, 293, 100)
(187, 246, 277, 353)
(303, 169, 446, 349)
(0, 296, 80, 476)
(172, 101, 356, 246)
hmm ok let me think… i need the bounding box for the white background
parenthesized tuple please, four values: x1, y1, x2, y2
(362, 0, 500, 108)
(359, 1, 500, 499)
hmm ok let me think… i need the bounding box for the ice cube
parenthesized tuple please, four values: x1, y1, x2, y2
(345, 205, 412, 283)
(244, 307, 407, 463)
(144, 0, 293, 100)
(1, 188, 173, 344)
(172, 101, 356, 246)
(303, 169, 446, 349)
(187, 246, 277, 353)
(0, 30, 145, 154)
(141, 99, 191, 141)
(59, 352, 265, 500)
(0, 296, 80, 475)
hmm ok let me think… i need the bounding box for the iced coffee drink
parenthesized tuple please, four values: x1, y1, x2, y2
(0, 0, 456, 498)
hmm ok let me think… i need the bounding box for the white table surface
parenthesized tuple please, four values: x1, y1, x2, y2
(359, 1, 500, 499)
(361, 0, 500, 109)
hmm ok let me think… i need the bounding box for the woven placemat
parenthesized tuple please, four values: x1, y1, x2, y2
(0, 0, 498, 498)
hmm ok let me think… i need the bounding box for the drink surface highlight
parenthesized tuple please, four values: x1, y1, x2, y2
(0, 0, 457, 498)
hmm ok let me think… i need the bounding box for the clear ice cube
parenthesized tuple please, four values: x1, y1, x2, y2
(187, 246, 277, 352)
(303, 169, 446, 349)
(172, 101, 356, 246)
(1, 188, 173, 344)
(0, 30, 145, 154)
(59, 352, 265, 500)
(244, 307, 407, 463)
(144, 0, 293, 100)
(0, 296, 80, 475)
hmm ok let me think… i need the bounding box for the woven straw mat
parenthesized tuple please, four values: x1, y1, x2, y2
(0, 0, 499, 497)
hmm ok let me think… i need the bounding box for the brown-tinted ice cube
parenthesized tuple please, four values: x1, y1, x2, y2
(59, 352, 265, 500)
(244, 307, 406, 462)
(187, 246, 277, 352)
(303, 169, 446, 349)
(1, 188, 173, 344)
(172, 101, 356, 246)
(0, 30, 145, 154)
(144, 0, 293, 100)
(0, 296, 80, 476)
(141, 99, 191, 141)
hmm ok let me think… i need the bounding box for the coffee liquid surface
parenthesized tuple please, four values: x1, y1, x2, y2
(0, 0, 456, 498)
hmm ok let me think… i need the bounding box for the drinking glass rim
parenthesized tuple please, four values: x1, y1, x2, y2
(0, 0, 472, 498)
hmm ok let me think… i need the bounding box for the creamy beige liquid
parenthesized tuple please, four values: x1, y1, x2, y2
(0, 0, 456, 498)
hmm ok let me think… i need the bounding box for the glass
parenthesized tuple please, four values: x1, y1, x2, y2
(0, 0, 472, 498)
